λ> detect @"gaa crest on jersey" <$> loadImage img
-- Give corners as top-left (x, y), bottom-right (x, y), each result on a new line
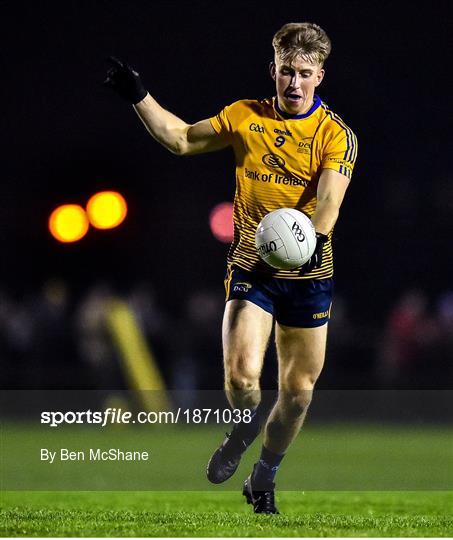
top-left (249, 123), bottom-right (265, 133)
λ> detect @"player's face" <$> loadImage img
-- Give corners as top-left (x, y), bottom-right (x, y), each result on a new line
top-left (271, 57), bottom-right (324, 115)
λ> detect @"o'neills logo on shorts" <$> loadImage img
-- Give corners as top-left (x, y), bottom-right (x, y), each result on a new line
top-left (313, 310), bottom-right (329, 319)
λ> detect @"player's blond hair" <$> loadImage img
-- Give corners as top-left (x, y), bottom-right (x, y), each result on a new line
top-left (272, 22), bottom-right (331, 67)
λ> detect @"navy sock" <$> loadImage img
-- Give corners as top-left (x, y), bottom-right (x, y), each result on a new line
top-left (252, 446), bottom-right (285, 489)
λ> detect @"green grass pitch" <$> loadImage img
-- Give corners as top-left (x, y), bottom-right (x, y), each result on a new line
top-left (2, 491), bottom-right (452, 537)
top-left (1, 423), bottom-right (452, 536)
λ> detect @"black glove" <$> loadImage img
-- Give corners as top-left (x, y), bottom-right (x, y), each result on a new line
top-left (299, 232), bottom-right (328, 275)
top-left (103, 56), bottom-right (147, 105)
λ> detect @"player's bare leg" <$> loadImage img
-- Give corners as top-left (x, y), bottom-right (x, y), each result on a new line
top-left (243, 323), bottom-right (327, 513)
top-left (222, 300), bottom-right (273, 410)
top-left (207, 300), bottom-right (273, 484)
top-left (264, 323), bottom-right (327, 453)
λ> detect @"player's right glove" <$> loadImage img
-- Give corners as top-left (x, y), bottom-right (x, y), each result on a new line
top-left (103, 56), bottom-right (148, 104)
top-left (299, 232), bottom-right (328, 275)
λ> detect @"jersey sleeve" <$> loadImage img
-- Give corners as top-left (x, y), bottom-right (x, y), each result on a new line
top-left (321, 122), bottom-right (358, 179)
top-left (210, 104), bottom-right (233, 136)
top-left (209, 100), bottom-right (249, 143)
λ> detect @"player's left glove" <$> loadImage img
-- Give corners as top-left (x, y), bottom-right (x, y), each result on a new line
top-left (299, 232), bottom-right (328, 275)
top-left (103, 56), bottom-right (148, 104)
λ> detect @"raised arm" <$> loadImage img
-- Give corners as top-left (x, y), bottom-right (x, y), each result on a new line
top-left (104, 57), bottom-right (229, 156)
top-left (134, 95), bottom-right (228, 155)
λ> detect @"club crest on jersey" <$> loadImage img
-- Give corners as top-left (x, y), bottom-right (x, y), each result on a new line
top-left (297, 137), bottom-right (313, 154)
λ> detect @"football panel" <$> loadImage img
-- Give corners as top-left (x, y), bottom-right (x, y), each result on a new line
top-left (263, 224), bottom-right (302, 270)
top-left (256, 225), bottom-right (290, 269)
top-left (281, 210), bottom-right (316, 262)
top-left (255, 208), bottom-right (317, 269)
top-left (276, 214), bottom-right (304, 262)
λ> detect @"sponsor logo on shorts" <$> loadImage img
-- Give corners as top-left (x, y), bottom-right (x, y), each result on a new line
top-left (233, 281), bottom-right (253, 293)
top-left (262, 154), bottom-right (286, 168)
top-left (313, 310), bottom-right (329, 320)
top-left (249, 123), bottom-right (265, 133)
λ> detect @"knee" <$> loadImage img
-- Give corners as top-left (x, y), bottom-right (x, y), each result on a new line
top-left (283, 391), bottom-right (313, 417)
top-left (226, 372), bottom-right (260, 393)
top-left (282, 368), bottom-right (318, 394)
top-left (225, 359), bottom-right (260, 393)
top-left (280, 375), bottom-right (317, 417)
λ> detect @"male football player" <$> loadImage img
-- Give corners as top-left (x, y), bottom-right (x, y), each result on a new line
top-left (105, 22), bottom-right (357, 514)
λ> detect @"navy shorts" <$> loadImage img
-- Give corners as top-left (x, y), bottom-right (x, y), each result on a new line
top-left (224, 265), bottom-right (333, 328)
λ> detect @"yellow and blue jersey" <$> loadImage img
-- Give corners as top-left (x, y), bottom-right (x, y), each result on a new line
top-left (210, 95), bottom-right (358, 279)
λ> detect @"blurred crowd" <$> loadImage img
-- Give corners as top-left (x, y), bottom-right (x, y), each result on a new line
top-left (0, 279), bottom-right (452, 390)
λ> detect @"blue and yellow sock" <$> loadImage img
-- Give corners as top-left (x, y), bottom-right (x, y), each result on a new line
top-left (252, 445), bottom-right (285, 489)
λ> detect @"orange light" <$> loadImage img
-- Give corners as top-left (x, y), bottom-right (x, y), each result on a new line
top-left (209, 202), bottom-right (234, 243)
top-left (86, 191), bottom-right (128, 230)
top-left (48, 204), bottom-right (89, 243)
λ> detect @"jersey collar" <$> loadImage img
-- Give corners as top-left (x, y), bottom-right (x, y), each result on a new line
top-left (274, 94), bottom-right (322, 119)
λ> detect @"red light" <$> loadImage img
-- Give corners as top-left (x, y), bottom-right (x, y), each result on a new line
top-left (209, 202), bottom-right (234, 243)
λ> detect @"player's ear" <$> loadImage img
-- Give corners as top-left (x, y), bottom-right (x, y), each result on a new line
top-left (269, 61), bottom-right (276, 81)
top-left (315, 68), bottom-right (325, 87)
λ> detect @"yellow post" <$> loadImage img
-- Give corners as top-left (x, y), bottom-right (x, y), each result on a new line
top-left (105, 298), bottom-right (171, 412)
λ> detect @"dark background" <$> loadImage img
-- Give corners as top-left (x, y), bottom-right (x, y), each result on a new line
top-left (1, 0), bottom-right (452, 390)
